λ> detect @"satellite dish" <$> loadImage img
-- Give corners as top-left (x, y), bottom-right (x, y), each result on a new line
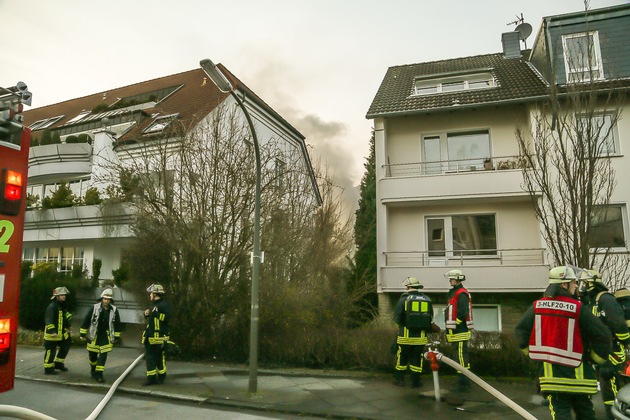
top-left (515, 22), bottom-right (532, 41)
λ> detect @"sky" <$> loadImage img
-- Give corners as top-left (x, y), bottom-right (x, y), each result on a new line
top-left (0, 0), bottom-right (625, 214)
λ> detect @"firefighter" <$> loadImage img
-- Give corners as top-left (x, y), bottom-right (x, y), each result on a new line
top-left (79, 288), bottom-right (122, 383)
top-left (515, 266), bottom-right (613, 420)
top-left (142, 283), bottom-right (172, 386)
top-left (444, 269), bottom-right (473, 393)
top-left (43, 286), bottom-right (73, 374)
top-left (578, 269), bottom-right (630, 419)
top-left (393, 276), bottom-right (433, 388)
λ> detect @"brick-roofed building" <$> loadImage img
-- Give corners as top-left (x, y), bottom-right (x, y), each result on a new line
top-left (366, 3), bottom-right (630, 333)
top-left (20, 64), bottom-right (321, 322)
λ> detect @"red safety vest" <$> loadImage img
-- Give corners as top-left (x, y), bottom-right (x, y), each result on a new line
top-left (446, 287), bottom-right (474, 330)
top-left (529, 296), bottom-right (583, 367)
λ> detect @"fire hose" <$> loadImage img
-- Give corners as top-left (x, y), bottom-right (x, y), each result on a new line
top-left (0, 353), bottom-right (145, 420)
top-left (425, 343), bottom-right (537, 420)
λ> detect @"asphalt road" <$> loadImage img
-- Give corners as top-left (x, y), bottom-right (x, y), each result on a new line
top-left (0, 379), bottom-right (313, 420)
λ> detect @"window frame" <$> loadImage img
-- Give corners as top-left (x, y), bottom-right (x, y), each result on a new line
top-left (562, 31), bottom-right (604, 83)
top-left (421, 129), bottom-right (491, 174)
top-left (413, 72), bottom-right (496, 96)
top-left (577, 112), bottom-right (619, 156)
top-left (143, 113), bottom-right (178, 134)
top-left (589, 204), bottom-right (627, 251)
top-left (29, 115), bottom-right (64, 131)
top-left (426, 213), bottom-right (498, 258)
top-left (432, 304), bottom-right (502, 332)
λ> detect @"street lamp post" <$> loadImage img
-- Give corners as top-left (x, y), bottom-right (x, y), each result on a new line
top-left (200, 59), bottom-right (262, 395)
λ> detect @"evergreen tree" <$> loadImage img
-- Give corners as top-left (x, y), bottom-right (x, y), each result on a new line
top-left (349, 131), bottom-right (378, 324)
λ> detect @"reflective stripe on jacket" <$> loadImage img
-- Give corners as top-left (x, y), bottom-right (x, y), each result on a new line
top-left (529, 296), bottom-right (583, 367)
top-left (445, 286), bottom-right (473, 342)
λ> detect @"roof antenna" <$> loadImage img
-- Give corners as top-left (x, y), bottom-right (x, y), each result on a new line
top-left (507, 13), bottom-right (533, 49)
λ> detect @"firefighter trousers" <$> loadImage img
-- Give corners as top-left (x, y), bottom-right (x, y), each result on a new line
top-left (144, 342), bottom-right (166, 379)
top-left (43, 337), bottom-right (71, 371)
top-left (546, 392), bottom-right (596, 420)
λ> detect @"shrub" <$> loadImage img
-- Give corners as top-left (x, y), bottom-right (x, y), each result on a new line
top-left (18, 262), bottom-right (78, 331)
top-left (92, 259), bottom-right (102, 287)
top-left (77, 133), bottom-right (92, 144)
top-left (83, 187), bottom-right (102, 205)
top-left (112, 263), bottom-right (129, 286)
top-left (39, 130), bottom-right (52, 145)
top-left (41, 182), bottom-right (77, 209)
top-left (65, 135), bottom-right (78, 144)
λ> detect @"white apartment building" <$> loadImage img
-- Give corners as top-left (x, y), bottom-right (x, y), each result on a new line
top-left (367, 4), bottom-right (630, 332)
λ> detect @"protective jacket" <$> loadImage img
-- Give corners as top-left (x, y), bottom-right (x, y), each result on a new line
top-left (44, 299), bottom-right (72, 342)
top-left (394, 290), bottom-right (432, 345)
top-left (515, 288), bottom-right (612, 394)
top-left (591, 291), bottom-right (630, 365)
top-left (80, 302), bottom-right (122, 353)
top-left (445, 284), bottom-right (473, 342)
top-left (142, 298), bottom-right (171, 345)
top-left (528, 295), bottom-right (583, 367)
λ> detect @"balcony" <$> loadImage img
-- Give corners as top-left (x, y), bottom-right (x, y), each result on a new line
top-left (23, 204), bottom-right (134, 242)
top-left (28, 143), bottom-right (93, 181)
top-left (380, 248), bottom-right (549, 293)
top-left (380, 155), bottom-right (535, 205)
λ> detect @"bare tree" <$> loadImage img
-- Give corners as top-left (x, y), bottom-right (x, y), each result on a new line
top-left (99, 102), bottom-right (360, 359)
top-left (516, 14), bottom-right (628, 288)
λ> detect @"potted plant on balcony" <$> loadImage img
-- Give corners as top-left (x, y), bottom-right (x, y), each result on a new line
top-left (483, 158), bottom-right (493, 170)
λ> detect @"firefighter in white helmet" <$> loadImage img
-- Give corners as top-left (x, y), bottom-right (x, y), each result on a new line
top-left (79, 288), bottom-right (122, 383)
top-left (444, 269), bottom-right (473, 393)
top-left (142, 283), bottom-right (172, 386)
top-left (43, 287), bottom-right (73, 374)
top-left (393, 277), bottom-right (433, 388)
top-left (515, 265), bottom-right (612, 419)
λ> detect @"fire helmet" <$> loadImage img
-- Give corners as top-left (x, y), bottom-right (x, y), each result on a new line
top-left (100, 288), bottom-right (114, 300)
top-left (548, 266), bottom-right (578, 284)
top-left (51, 286), bottom-right (69, 300)
top-left (146, 283), bottom-right (165, 295)
top-left (444, 269), bottom-right (466, 281)
top-left (402, 277), bottom-right (423, 289)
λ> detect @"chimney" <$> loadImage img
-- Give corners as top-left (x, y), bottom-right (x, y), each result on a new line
top-left (502, 31), bottom-right (521, 58)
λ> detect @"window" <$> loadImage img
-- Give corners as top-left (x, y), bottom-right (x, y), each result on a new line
top-left (432, 304), bottom-right (501, 332)
top-left (578, 113), bottom-right (618, 155)
top-left (64, 110), bottom-right (91, 125)
top-left (422, 130), bottom-right (491, 173)
top-left (36, 178), bottom-right (91, 203)
top-left (590, 205), bottom-right (626, 249)
top-left (23, 246), bottom-right (84, 273)
top-left (427, 214), bottom-right (497, 257)
top-left (29, 115), bottom-right (64, 131)
top-left (414, 72), bottom-right (496, 96)
top-left (562, 32), bottom-right (604, 82)
top-left (143, 114), bottom-right (178, 134)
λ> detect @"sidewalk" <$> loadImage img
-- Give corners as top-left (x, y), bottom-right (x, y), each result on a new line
top-left (13, 344), bottom-right (602, 419)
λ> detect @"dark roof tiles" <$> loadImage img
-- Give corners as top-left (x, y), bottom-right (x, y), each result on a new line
top-left (366, 52), bottom-right (549, 118)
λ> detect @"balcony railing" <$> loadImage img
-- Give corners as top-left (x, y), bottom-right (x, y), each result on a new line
top-left (384, 248), bottom-right (547, 267)
top-left (384, 155), bottom-right (531, 177)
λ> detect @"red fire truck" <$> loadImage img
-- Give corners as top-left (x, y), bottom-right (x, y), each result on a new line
top-left (0, 82), bottom-right (32, 393)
